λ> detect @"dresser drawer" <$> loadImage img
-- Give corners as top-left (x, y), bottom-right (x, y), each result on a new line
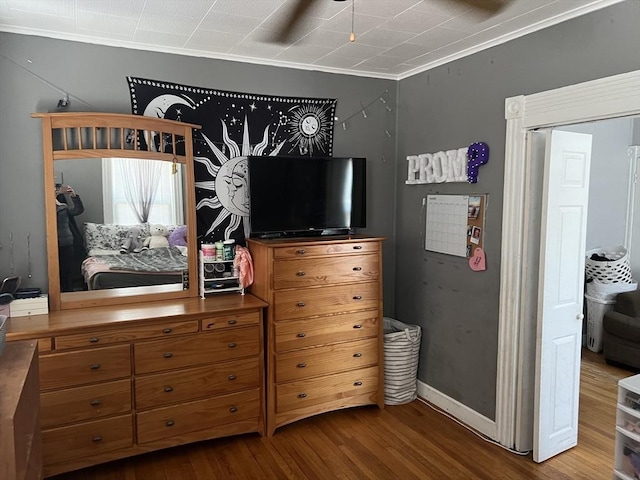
top-left (273, 254), bottom-right (379, 289)
top-left (134, 326), bottom-right (260, 374)
top-left (276, 338), bottom-right (379, 383)
top-left (136, 389), bottom-right (260, 444)
top-left (41, 379), bottom-right (131, 428)
top-left (39, 344), bottom-right (132, 390)
top-left (275, 310), bottom-right (379, 352)
top-left (200, 310), bottom-right (260, 332)
top-left (135, 357), bottom-right (260, 409)
top-left (42, 414), bottom-right (133, 465)
top-left (54, 320), bottom-right (199, 350)
top-left (274, 282), bottom-right (379, 321)
top-left (276, 365), bottom-right (379, 413)
top-left (273, 241), bottom-right (379, 259)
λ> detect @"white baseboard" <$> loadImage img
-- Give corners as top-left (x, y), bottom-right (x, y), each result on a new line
top-left (417, 380), bottom-right (497, 441)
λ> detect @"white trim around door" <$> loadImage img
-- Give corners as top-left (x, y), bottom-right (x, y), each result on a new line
top-left (496, 70), bottom-right (640, 450)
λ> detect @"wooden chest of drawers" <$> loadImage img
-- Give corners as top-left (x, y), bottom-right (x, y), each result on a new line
top-left (248, 235), bottom-right (384, 435)
top-left (6, 294), bottom-right (266, 477)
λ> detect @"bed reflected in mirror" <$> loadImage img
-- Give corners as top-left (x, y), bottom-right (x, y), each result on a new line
top-left (54, 158), bottom-right (188, 293)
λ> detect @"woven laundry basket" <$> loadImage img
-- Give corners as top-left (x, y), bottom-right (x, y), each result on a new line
top-left (585, 246), bottom-right (633, 284)
top-left (383, 317), bottom-right (421, 405)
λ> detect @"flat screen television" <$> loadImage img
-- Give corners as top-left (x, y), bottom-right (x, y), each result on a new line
top-left (247, 156), bottom-right (366, 238)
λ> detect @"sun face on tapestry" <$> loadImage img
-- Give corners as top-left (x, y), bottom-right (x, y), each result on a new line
top-left (128, 77), bottom-right (337, 245)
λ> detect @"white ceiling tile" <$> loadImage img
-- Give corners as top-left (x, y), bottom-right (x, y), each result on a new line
top-left (140, 0), bottom-right (213, 18)
top-left (185, 28), bottom-right (244, 52)
top-left (211, 0), bottom-right (284, 19)
top-left (355, 27), bottom-right (416, 48)
top-left (0, 0), bottom-right (622, 79)
top-left (275, 44), bottom-right (334, 63)
top-left (382, 42), bottom-right (432, 61)
top-left (133, 29), bottom-right (189, 48)
top-left (355, 54), bottom-right (406, 70)
top-left (383, 8), bottom-right (450, 34)
top-left (6, 0), bottom-right (74, 17)
top-left (408, 26), bottom-right (469, 50)
top-left (199, 12), bottom-right (263, 35)
top-left (137, 12), bottom-right (199, 35)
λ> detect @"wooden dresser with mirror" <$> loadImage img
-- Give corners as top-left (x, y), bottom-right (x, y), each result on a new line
top-left (5, 112), bottom-right (267, 478)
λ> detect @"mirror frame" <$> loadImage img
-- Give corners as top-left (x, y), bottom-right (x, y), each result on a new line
top-left (32, 112), bottom-right (201, 311)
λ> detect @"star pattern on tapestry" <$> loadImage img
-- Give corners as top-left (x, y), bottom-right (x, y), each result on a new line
top-left (127, 77), bottom-right (337, 245)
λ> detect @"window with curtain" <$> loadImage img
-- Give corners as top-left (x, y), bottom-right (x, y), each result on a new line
top-left (102, 158), bottom-right (184, 226)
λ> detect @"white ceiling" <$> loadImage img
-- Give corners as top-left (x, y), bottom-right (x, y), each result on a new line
top-left (0, 0), bottom-right (624, 80)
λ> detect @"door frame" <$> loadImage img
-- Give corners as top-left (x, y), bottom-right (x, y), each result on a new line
top-left (496, 70), bottom-right (640, 449)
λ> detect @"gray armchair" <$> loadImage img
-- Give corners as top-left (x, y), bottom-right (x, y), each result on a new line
top-left (603, 289), bottom-right (640, 370)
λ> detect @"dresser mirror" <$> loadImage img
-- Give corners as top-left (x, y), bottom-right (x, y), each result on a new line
top-left (34, 112), bottom-right (200, 311)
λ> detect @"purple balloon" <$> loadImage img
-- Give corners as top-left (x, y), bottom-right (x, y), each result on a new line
top-left (467, 142), bottom-right (489, 183)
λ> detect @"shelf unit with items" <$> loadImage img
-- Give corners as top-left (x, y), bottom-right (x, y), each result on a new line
top-left (199, 251), bottom-right (244, 297)
top-left (615, 374), bottom-right (640, 480)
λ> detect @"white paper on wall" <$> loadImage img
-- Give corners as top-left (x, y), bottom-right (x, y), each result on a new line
top-left (425, 195), bottom-right (469, 257)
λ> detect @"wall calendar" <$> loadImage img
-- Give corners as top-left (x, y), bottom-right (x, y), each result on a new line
top-left (425, 194), bottom-right (486, 257)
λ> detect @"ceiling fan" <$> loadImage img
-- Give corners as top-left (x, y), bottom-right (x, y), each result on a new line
top-left (270, 0), bottom-right (511, 44)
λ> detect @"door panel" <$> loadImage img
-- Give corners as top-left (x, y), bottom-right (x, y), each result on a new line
top-left (534, 129), bottom-right (592, 462)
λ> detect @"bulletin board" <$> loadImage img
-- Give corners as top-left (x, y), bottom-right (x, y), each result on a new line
top-left (425, 194), bottom-right (486, 257)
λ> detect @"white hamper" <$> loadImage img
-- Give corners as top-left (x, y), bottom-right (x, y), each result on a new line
top-left (383, 317), bottom-right (421, 405)
top-left (584, 294), bottom-right (616, 353)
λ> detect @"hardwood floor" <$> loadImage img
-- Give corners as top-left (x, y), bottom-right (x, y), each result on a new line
top-left (50, 349), bottom-right (635, 480)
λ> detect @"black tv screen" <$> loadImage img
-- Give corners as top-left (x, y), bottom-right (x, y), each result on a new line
top-left (247, 156), bottom-right (366, 237)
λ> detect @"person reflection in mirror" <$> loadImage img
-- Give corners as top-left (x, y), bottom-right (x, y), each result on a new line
top-left (55, 184), bottom-right (84, 291)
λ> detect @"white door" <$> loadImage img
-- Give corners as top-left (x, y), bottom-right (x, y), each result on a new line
top-left (533, 130), bottom-right (593, 462)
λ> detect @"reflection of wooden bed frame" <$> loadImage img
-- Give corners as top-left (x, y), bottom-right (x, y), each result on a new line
top-left (81, 248), bottom-right (187, 290)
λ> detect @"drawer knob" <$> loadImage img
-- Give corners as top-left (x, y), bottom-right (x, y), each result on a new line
top-left (162, 328), bottom-right (172, 334)
top-left (295, 249), bottom-right (307, 255)
top-left (353, 324), bottom-right (362, 329)
top-left (163, 352), bottom-right (173, 359)
top-left (89, 337), bottom-right (99, 343)
top-left (228, 374), bottom-right (237, 381)
top-left (353, 267), bottom-right (362, 271)
top-left (207, 322), bottom-right (215, 328)
top-left (296, 302), bottom-right (306, 308)
top-left (166, 420), bottom-right (175, 427)
top-left (90, 363), bottom-right (101, 370)
top-left (92, 436), bottom-right (103, 443)
top-left (353, 352), bottom-right (363, 358)
top-left (296, 332), bottom-right (306, 338)
top-left (353, 295), bottom-right (362, 300)
top-left (297, 393), bottom-right (308, 399)
top-left (297, 362), bottom-right (307, 368)
top-left (164, 386), bottom-right (174, 393)
top-left (228, 342), bottom-right (237, 348)
top-left (354, 381), bottom-right (363, 386)
top-left (229, 406), bottom-right (238, 413)
top-left (296, 271), bottom-right (306, 276)
top-left (228, 319), bottom-right (237, 325)
top-left (353, 245), bottom-right (363, 250)
top-left (90, 399), bottom-right (101, 406)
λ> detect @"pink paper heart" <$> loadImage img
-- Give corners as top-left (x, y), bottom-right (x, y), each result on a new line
top-left (469, 247), bottom-right (486, 271)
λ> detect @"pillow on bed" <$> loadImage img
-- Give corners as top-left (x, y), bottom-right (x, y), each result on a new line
top-left (168, 225), bottom-right (187, 247)
top-left (84, 222), bottom-right (151, 255)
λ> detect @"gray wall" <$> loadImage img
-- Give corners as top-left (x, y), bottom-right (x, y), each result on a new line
top-left (395, 0), bottom-right (640, 419)
top-left (0, 33), bottom-right (397, 310)
top-left (558, 117), bottom-right (635, 251)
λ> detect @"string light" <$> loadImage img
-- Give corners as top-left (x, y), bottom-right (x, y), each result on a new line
top-left (335, 89), bottom-right (391, 126)
top-left (342, 122), bottom-right (347, 131)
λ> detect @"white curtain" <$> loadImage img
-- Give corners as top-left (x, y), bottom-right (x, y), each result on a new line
top-left (118, 158), bottom-right (162, 224)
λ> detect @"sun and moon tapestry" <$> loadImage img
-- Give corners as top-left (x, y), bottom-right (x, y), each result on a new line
top-left (127, 77), bottom-right (337, 245)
